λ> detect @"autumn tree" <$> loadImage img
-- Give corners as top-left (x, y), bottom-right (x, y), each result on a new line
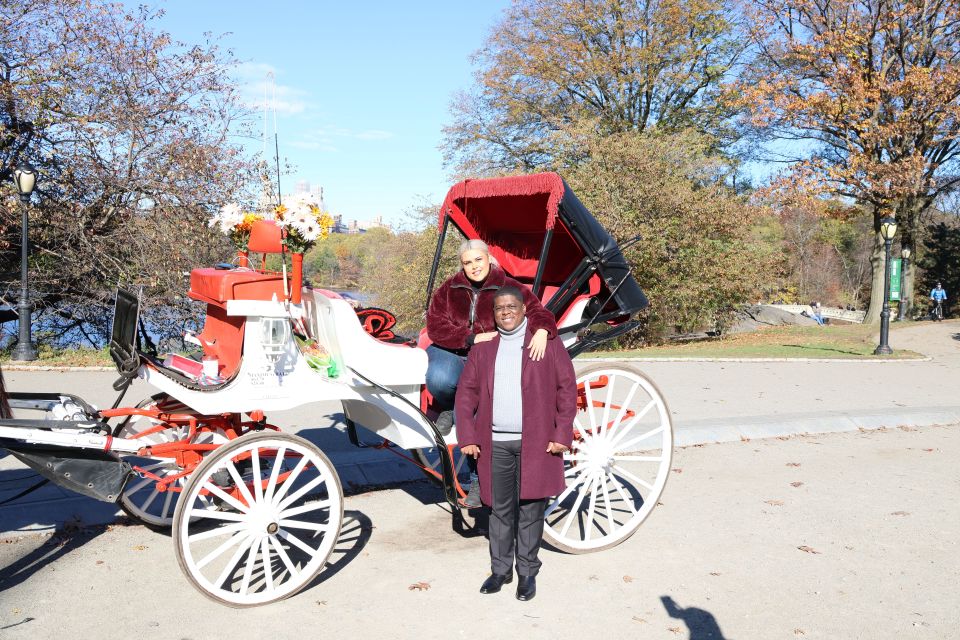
top-left (737, 0), bottom-right (960, 322)
top-left (443, 0), bottom-right (745, 174)
top-left (0, 0), bottom-right (255, 346)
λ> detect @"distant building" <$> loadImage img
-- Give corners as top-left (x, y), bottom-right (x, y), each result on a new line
top-left (285, 180), bottom-right (392, 234)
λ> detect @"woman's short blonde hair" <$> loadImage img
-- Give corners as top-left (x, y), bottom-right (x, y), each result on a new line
top-left (458, 238), bottom-right (490, 257)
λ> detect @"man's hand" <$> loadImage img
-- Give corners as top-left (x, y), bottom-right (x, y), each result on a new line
top-left (461, 444), bottom-right (481, 459)
top-left (546, 441), bottom-right (569, 455)
top-left (528, 328), bottom-right (549, 361)
top-left (474, 331), bottom-right (498, 344)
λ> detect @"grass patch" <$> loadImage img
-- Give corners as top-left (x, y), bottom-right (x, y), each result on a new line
top-left (586, 322), bottom-right (924, 359)
top-left (0, 345), bottom-right (113, 367)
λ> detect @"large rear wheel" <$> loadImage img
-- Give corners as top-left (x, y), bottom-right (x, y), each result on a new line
top-left (542, 365), bottom-right (673, 553)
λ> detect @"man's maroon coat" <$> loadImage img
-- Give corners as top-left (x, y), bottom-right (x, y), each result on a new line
top-left (426, 265), bottom-right (557, 353)
top-left (455, 325), bottom-right (576, 504)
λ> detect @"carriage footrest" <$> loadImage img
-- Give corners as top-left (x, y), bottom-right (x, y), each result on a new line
top-left (6, 445), bottom-right (133, 503)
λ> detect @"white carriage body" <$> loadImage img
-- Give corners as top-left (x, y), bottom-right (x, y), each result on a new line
top-left (140, 289), bottom-right (445, 451)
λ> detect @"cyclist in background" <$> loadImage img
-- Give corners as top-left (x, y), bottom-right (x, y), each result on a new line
top-left (930, 282), bottom-right (947, 321)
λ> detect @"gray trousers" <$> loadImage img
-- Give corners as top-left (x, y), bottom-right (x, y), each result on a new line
top-left (489, 439), bottom-right (546, 577)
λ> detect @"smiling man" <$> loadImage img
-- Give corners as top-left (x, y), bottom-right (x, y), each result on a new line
top-left (455, 285), bottom-right (576, 602)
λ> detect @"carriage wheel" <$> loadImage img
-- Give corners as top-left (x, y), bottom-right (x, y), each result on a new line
top-left (542, 365), bottom-right (673, 553)
top-left (115, 395), bottom-right (222, 529)
top-left (173, 432), bottom-right (343, 607)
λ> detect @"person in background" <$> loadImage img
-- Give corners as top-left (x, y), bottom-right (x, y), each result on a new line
top-left (810, 301), bottom-right (825, 326)
top-left (425, 240), bottom-right (558, 508)
top-left (456, 286), bottom-right (575, 601)
top-left (930, 282), bottom-right (947, 320)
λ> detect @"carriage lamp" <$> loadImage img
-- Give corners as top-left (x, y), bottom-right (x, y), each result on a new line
top-left (11, 161), bottom-right (38, 361)
top-left (898, 247), bottom-right (911, 321)
top-left (874, 216), bottom-right (898, 355)
top-left (261, 317), bottom-right (290, 362)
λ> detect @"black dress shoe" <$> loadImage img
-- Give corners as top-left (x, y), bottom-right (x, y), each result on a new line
top-left (516, 575), bottom-right (536, 601)
top-left (479, 572), bottom-right (513, 594)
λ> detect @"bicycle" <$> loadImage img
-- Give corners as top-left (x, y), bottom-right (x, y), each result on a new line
top-left (932, 299), bottom-right (944, 321)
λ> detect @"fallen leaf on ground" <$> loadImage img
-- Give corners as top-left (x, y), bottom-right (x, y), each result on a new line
top-left (786, 462), bottom-right (801, 467)
top-left (95, 560), bottom-right (104, 565)
top-left (797, 545), bottom-right (821, 554)
top-left (710, 572), bottom-right (721, 576)
top-left (623, 575), bottom-right (633, 583)
top-left (922, 448), bottom-right (934, 452)
top-left (668, 627), bottom-right (682, 634)
top-left (132, 545), bottom-right (147, 551)
top-left (790, 482), bottom-right (804, 488)
top-left (740, 435), bottom-right (751, 442)
top-left (890, 511), bottom-right (910, 516)
top-left (764, 499), bottom-right (785, 506)
top-left (631, 616), bottom-right (647, 623)
top-left (408, 581), bottom-right (431, 591)
top-left (794, 629), bottom-right (806, 636)
top-left (671, 468), bottom-right (683, 474)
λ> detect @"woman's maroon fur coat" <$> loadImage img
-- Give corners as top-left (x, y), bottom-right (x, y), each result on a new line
top-left (426, 264), bottom-right (557, 353)
top-left (455, 325), bottom-right (576, 504)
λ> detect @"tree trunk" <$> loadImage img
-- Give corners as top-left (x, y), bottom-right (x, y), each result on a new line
top-left (862, 229), bottom-right (886, 325)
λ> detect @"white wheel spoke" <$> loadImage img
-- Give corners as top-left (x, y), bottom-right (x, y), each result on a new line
top-left (264, 446), bottom-right (287, 503)
top-left (608, 399), bottom-right (657, 449)
top-left (584, 476), bottom-right (599, 541)
top-left (582, 380), bottom-right (598, 442)
top-left (277, 519), bottom-right (329, 533)
top-left (225, 460), bottom-right (255, 507)
top-left (276, 475), bottom-right (325, 513)
top-left (139, 487), bottom-right (161, 512)
top-left (560, 474), bottom-right (596, 538)
top-left (604, 381), bottom-right (640, 444)
top-left (202, 482), bottom-right (250, 514)
top-left (278, 528), bottom-right (319, 556)
top-left (260, 537), bottom-right (274, 592)
top-left (251, 448), bottom-right (263, 503)
top-left (189, 521), bottom-right (247, 543)
top-left (196, 529), bottom-right (248, 570)
top-left (126, 476), bottom-right (157, 495)
top-left (279, 499), bottom-right (330, 519)
top-left (607, 473), bottom-right (639, 515)
top-left (270, 535), bottom-right (300, 580)
top-left (160, 487), bottom-right (175, 520)
top-left (600, 474), bottom-right (615, 533)
top-left (188, 508), bottom-right (248, 522)
top-left (239, 539), bottom-right (259, 596)
top-left (599, 373), bottom-right (615, 438)
top-left (613, 425), bottom-right (666, 453)
top-left (611, 465), bottom-right (655, 492)
top-left (214, 534), bottom-right (257, 590)
top-left (270, 456), bottom-right (309, 507)
top-left (612, 454), bottom-right (664, 463)
top-left (545, 469), bottom-right (589, 517)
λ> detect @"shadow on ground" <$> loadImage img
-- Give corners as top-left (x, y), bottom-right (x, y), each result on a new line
top-left (661, 595), bottom-right (729, 639)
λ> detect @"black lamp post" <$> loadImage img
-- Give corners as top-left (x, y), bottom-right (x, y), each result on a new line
top-left (897, 246), bottom-right (911, 321)
top-left (874, 217), bottom-right (897, 355)
top-left (11, 162), bottom-right (38, 361)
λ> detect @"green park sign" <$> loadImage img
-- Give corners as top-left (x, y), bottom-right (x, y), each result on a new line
top-left (889, 258), bottom-right (901, 302)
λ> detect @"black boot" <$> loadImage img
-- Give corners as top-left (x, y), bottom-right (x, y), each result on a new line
top-left (479, 572), bottom-right (513, 594)
top-left (516, 575), bottom-right (536, 601)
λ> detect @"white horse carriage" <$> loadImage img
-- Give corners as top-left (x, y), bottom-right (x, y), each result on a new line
top-left (0, 172), bottom-right (673, 607)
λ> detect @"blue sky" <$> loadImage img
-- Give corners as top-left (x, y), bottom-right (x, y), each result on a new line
top-left (137, 1), bottom-right (513, 228)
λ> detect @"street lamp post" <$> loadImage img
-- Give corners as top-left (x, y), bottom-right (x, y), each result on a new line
top-left (11, 162), bottom-right (38, 361)
top-left (897, 247), bottom-right (911, 321)
top-left (874, 217), bottom-right (898, 356)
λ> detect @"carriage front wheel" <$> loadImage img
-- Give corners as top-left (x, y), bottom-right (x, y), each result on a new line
top-left (173, 431), bottom-right (344, 607)
top-left (542, 364), bottom-right (673, 553)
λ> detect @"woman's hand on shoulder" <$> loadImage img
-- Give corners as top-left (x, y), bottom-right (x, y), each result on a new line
top-left (474, 331), bottom-right (498, 344)
top-left (527, 328), bottom-right (549, 360)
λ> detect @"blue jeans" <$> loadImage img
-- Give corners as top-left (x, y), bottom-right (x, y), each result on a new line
top-left (425, 345), bottom-right (478, 485)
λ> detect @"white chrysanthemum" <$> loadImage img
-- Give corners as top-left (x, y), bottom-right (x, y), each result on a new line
top-left (213, 203), bottom-right (244, 233)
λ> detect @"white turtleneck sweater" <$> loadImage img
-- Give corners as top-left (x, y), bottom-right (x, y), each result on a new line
top-left (491, 317), bottom-right (526, 441)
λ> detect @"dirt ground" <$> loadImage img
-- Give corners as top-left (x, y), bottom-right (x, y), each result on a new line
top-left (1, 423), bottom-right (958, 640)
